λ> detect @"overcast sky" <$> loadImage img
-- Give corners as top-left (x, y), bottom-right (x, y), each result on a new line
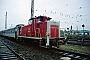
top-left (0, 0), bottom-right (90, 31)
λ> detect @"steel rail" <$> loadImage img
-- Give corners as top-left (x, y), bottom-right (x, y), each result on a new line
top-left (0, 38), bottom-right (26, 60)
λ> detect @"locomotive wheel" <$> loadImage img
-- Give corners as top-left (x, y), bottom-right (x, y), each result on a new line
top-left (58, 42), bottom-right (63, 45)
top-left (56, 40), bottom-right (65, 47)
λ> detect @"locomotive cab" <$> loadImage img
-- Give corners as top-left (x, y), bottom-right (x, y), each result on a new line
top-left (29, 16), bottom-right (52, 24)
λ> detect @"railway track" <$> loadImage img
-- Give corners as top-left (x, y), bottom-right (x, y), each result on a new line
top-left (67, 39), bottom-right (90, 47)
top-left (0, 36), bottom-right (60, 60)
top-left (52, 47), bottom-right (90, 60)
top-left (0, 37), bottom-right (25, 60)
top-left (0, 36), bottom-right (90, 60)
top-left (39, 46), bottom-right (90, 60)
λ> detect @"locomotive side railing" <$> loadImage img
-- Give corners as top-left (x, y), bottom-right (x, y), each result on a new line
top-left (36, 28), bottom-right (41, 37)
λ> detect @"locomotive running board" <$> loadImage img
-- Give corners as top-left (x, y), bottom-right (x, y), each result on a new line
top-left (18, 36), bottom-right (42, 39)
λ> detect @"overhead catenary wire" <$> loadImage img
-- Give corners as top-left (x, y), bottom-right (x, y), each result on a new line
top-left (8, 0), bottom-right (23, 14)
top-left (44, 0), bottom-right (90, 20)
top-left (43, 0), bottom-right (90, 30)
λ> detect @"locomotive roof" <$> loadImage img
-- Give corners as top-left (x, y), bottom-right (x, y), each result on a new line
top-left (29, 16), bottom-right (52, 21)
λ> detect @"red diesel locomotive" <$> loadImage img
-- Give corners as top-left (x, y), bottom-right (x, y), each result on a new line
top-left (0, 16), bottom-right (65, 47)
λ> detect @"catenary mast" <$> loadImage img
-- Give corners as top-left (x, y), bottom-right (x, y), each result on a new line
top-left (5, 12), bottom-right (7, 29)
top-left (31, 0), bottom-right (34, 18)
top-left (28, 0), bottom-right (34, 24)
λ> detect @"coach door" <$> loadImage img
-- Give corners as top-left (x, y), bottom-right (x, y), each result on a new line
top-left (15, 29), bottom-right (17, 39)
top-left (15, 26), bottom-right (21, 39)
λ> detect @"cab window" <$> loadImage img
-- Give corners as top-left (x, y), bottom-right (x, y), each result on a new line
top-left (37, 17), bottom-right (43, 22)
top-left (29, 20), bottom-right (33, 24)
top-left (38, 18), bottom-right (41, 22)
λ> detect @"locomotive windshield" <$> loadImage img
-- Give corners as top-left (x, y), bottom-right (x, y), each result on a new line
top-left (29, 20), bottom-right (33, 24)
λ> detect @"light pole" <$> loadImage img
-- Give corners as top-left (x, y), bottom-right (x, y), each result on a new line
top-left (82, 24), bottom-right (85, 45)
top-left (67, 28), bottom-right (69, 39)
top-left (71, 25), bottom-right (72, 35)
top-left (5, 12), bottom-right (7, 29)
top-left (82, 24), bottom-right (85, 35)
